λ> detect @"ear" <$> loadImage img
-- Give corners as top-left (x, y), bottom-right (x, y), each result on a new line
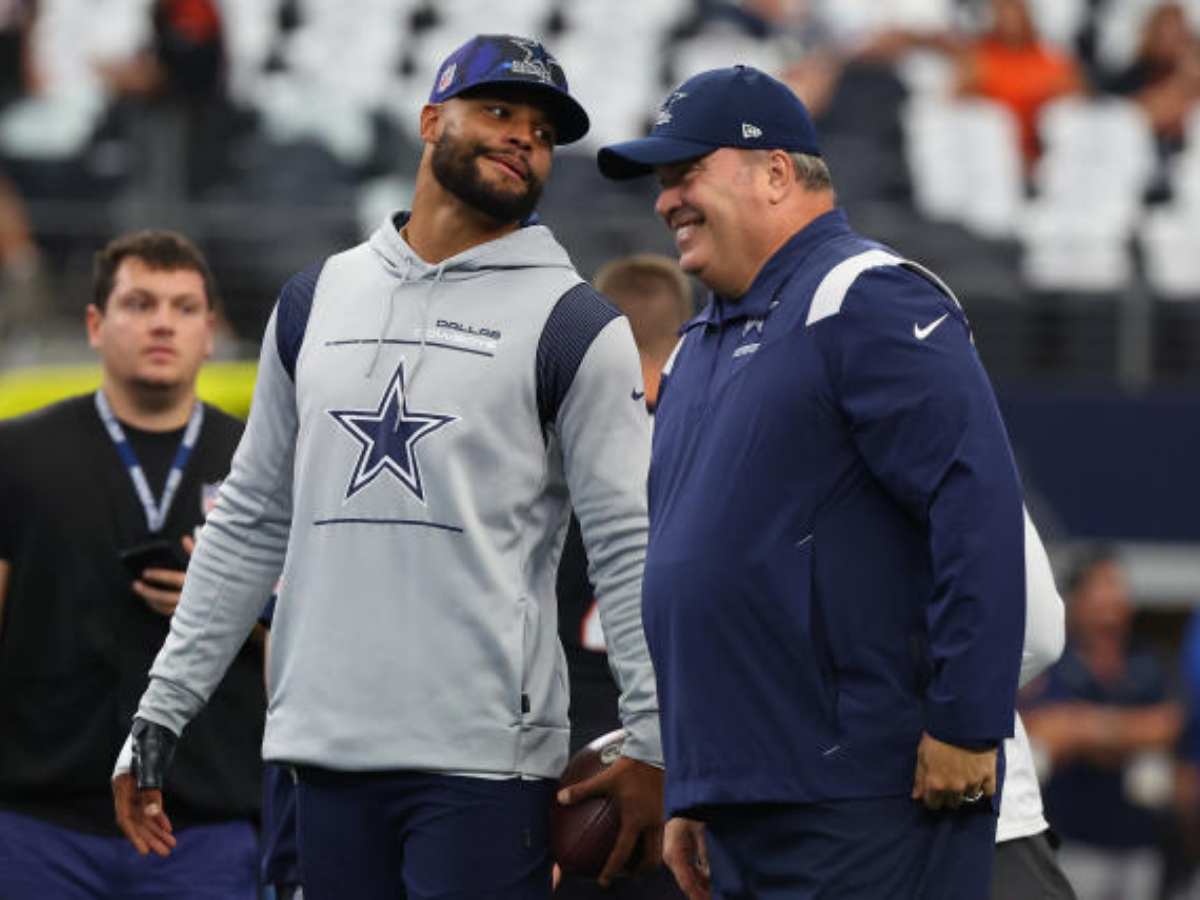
top-left (85, 304), bottom-right (104, 350)
top-left (419, 103), bottom-right (443, 144)
top-left (764, 149), bottom-right (794, 205)
top-left (204, 310), bottom-right (216, 359)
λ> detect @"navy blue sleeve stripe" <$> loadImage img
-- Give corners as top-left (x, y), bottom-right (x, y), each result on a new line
top-left (275, 261), bottom-right (325, 382)
top-left (536, 283), bottom-right (620, 428)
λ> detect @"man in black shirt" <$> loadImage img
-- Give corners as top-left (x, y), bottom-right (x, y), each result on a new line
top-left (0, 230), bottom-right (264, 899)
top-left (556, 254), bottom-right (693, 899)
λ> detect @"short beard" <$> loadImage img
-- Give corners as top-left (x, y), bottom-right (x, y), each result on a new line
top-left (431, 128), bottom-right (543, 224)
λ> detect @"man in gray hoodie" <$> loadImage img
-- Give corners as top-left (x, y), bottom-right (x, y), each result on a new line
top-left (112, 34), bottom-right (664, 899)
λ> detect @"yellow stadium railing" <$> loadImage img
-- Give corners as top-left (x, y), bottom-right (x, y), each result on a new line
top-left (0, 361), bottom-right (258, 420)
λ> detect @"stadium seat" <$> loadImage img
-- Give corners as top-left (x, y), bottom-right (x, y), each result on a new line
top-left (822, 0), bottom-right (955, 42)
top-left (903, 97), bottom-right (1024, 239)
top-left (1016, 98), bottom-right (1155, 292)
top-left (1019, 205), bottom-right (1134, 293)
top-left (670, 33), bottom-right (786, 94)
top-left (894, 49), bottom-right (958, 99)
top-left (1141, 207), bottom-right (1200, 300)
top-left (1024, 0), bottom-right (1088, 51)
top-left (560, 38), bottom-right (660, 149)
top-left (1093, 0), bottom-right (1162, 72)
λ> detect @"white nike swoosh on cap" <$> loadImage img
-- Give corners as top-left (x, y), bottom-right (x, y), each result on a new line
top-left (913, 313), bottom-right (949, 340)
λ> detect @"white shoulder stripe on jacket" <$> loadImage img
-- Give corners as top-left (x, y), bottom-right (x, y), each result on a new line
top-left (661, 335), bottom-right (686, 378)
top-left (805, 249), bottom-right (963, 327)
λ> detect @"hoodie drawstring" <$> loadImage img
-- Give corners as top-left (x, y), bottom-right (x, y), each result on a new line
top-left (394, 261), bottom-right (445, 432)
top-left (366, 262), bottom-right (409, 379)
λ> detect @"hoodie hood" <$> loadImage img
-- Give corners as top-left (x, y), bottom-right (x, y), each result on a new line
top-left (369, 211), bottom-right (577, 282)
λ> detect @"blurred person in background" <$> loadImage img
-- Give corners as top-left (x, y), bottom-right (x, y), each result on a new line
top-left (991, 510), bottom-right (1077, 900)
top-left (94, 0), bottom-right (223, 100)
top-left (0, 168), bottom-right (41, 330)
top-left (662, 0), bottom-right (914, 208)
top-left (0, 229), bottom-right (264, 899)
top-left (95, 0), bottom-right (233, 198)
top-left (0, 0), bottom-right (43, 331)
top-left (593, 253), bottom-right (693, 413)
top-left (1103, 2), bottom-right (1200, 158)
top-left (1169, 611), bottom-right (1200, 899)
top-left (0, 0), bottom-right (30, 100)
top-left (555, 252), bottom-right (693, 900)
top-left (956, 0), bottom-right (1084, 166)
top-left (111, 34), bottom-right (665, 900)
top-left (1023, 548), bottom-right (1183, 900)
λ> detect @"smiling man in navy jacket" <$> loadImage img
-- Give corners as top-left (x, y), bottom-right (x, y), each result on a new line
top-left (598, 66), bottom-right (1026, 899)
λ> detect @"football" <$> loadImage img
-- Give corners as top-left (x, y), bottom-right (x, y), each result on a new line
top-left (550, 728), bottom-right (626, 876)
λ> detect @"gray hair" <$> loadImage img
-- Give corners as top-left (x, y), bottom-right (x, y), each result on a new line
top-left (788, 152), bottom-right (833, 191)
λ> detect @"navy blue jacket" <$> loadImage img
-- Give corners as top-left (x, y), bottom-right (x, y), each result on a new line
top-left (642, 210), bottom-right (1025, 816)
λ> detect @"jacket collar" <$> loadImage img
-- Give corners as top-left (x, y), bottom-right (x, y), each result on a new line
top-left (684, 207), bottom-right (851, 331)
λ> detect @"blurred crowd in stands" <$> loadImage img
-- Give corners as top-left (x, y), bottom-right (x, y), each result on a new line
top-left (0, 0), bottom-right (1199, 378)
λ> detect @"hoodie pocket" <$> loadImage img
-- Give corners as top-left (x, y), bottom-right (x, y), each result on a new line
top-left (516, 596), bottom-right (569, 729)
top-left (515, 595), bottom-right (532, 723)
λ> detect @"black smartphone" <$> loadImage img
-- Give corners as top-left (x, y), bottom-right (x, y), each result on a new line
top-left (119, 539), bottom-right (188, 579)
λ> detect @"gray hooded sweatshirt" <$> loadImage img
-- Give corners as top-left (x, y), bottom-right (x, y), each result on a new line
top-left (126, 214), bottom-right (662, 777)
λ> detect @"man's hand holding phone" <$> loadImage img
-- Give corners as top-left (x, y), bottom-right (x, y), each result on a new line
top-left (119, 535), bottom-right (194, 617)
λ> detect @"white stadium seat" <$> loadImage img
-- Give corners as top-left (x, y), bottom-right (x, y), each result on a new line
top-left (904, 97), bottom-right (1024, 239)
top-left (1015, 98), bottom-right (1157, 291)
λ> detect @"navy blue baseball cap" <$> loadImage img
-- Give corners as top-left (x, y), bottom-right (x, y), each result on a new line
top-left (429, 34), bottom-right (590, 145)
top-left (598, 65), bottom-right (820, 179)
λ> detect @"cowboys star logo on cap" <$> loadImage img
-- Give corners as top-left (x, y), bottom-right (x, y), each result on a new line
top-left (654, 91), bottom-right (688, 126)
top-left (507, 36), bottom-right (555, 84)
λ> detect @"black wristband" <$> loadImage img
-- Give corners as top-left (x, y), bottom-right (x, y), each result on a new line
top-left (131, 718), bottom-right (178, 791)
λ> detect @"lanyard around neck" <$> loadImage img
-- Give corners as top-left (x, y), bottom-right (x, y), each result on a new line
top-left (94, 390), bottom-right (204, 533)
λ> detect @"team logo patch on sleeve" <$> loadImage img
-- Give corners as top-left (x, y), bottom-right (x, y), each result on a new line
top-left (201, 481), bottom-right (223, 517)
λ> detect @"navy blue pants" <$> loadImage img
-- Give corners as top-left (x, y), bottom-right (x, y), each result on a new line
top-left (295, 768), bottom-right (555, 899)
top-left (0, 808), bottom-right (258, 900)
top-left (557, 865), bottom-right (686, 899)
top-left (701, 796), bottom-right (998, 899)
top-left (261, 763), bottom-right (302, 890)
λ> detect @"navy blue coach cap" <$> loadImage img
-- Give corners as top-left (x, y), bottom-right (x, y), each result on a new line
top-left (598, 65), bottom-right (820, 179)
top-left (429, 34), bottom-right (590, 145)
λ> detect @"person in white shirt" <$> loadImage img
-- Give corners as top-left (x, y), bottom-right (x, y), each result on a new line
top-left (992, 510), bottom-right (1077, 899)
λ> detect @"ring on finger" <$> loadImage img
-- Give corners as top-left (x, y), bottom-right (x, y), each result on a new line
top-left (962, 787), bottom-right (985, 803)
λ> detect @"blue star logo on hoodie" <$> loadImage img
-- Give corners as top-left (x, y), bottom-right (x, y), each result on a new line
top-left (329, 362), bottom-right (456, 502)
